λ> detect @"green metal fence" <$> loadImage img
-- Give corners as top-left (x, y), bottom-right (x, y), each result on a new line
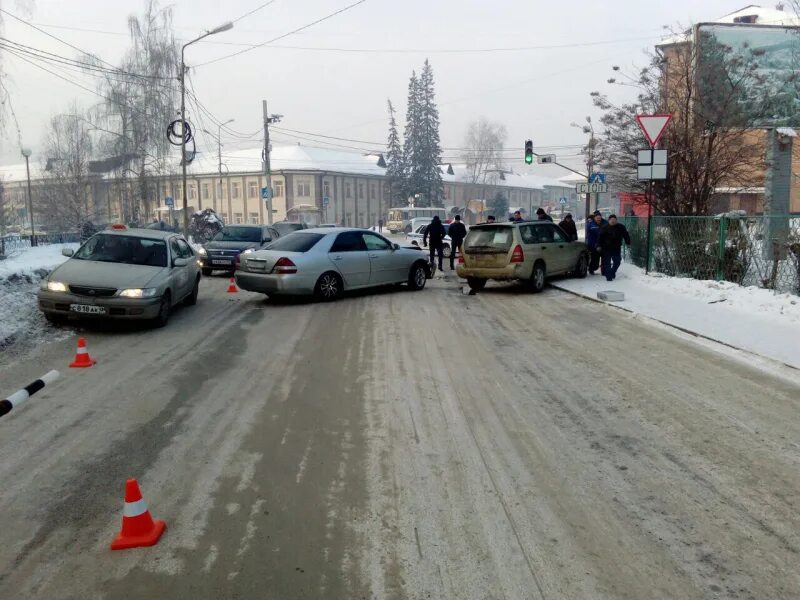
top-left (621, 215), bottom-right (800, 295)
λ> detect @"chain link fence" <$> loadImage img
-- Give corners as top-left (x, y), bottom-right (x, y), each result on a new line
top-left (1, 232), bottom-right (81, 256)
top-left (621, 215), bottom-right (800, 296)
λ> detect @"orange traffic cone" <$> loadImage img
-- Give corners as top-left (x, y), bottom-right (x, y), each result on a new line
top-left (69, 337), bottom-right (96, 368)
top-left (226, 277), bottom-right (238, 293)
top-left (110, 478), bottom-right (167, 550)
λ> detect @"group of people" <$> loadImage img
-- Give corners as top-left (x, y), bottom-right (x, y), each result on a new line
top-left (422, 214), bottom-right (467, 271)
top-left (585, 210), bottom-right (631, 281)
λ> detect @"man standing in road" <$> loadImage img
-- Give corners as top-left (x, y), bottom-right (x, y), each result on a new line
top-left (536, 208), bottom-right (553, 222)
top-left (510, 210), bottom-right (524, 223)
top-left (597, 214), bottom-right (631, 282)
top-left (448, 214), bottom-right (467, 270)
top-left (586, 211), bottom-right (606, 275)
top-left (378, 218), bottom-right (384, 233)
top-left (423, 215), bottom-right (447, 272)
top-left (558, 213), bottom-right (578, 242)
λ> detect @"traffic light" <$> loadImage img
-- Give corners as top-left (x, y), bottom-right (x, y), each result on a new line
top-left (524, 140), bottom-right (533, 165)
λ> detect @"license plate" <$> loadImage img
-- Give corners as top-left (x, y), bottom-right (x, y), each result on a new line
top-left (212, 259), bottom-right (232, 265)
top-left (70, 304), bottom-right (107, 315)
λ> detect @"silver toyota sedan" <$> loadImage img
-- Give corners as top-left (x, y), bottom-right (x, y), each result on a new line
top-left (37, 227), bottom-right (201, 327)
top-left (235, 228), bottom-right (432, 300)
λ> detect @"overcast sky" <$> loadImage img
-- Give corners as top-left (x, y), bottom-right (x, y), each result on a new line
top-left (0, 0), bottom-right (755, 177)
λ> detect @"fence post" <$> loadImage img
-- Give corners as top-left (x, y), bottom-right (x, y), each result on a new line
top-left (716, 217), bottom-right (727, 281)
top-left (646, 216), bottom-right (655, 273)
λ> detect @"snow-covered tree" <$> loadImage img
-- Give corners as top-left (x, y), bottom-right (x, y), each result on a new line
top-left (385, 99), bottom-right (405, 203)
top-left (415, 59), bottom-right (444, 207)
top-left (402, 70), bottom-right (421, 204)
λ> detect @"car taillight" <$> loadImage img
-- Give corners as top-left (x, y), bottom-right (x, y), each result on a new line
top-left (274, 257), bottom-right (297, 274)
top-left (458, 252), bottom-right (464, 264)
top-left (510, 244), bottom-right (524, 263)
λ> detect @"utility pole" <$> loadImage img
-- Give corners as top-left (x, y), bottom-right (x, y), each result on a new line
top-left (204, 119), bottom-right (233, 215)
top-left (263, 101), bottom-right (282, 226)
top-left (21, 148), bottom-right (36, 247)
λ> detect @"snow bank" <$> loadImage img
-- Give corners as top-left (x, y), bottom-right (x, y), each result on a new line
top-left (552, 263), bottom-right (800, 369)
top-left (0, 243), bottom-right (78, 362)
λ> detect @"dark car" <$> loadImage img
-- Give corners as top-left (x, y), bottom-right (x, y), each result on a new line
top-left (198, 224), bottom-right (279, 276)
top-left (273, 222), bottom-right (308, 237)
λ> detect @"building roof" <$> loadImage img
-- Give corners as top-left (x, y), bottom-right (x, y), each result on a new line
top-left (659, 4), bottom-right (800, 45)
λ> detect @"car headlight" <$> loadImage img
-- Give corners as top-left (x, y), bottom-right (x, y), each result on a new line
top-left (241, 248), bottom-right (255, 255)
top-left (119, 288), bottom-right (158, 298)
top-left (45, 281), bottom-right (68, 292)
top-left (197, 247), bottom-right (207, 255)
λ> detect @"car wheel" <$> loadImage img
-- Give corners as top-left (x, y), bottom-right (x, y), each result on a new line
top-left (44, 312), bottom-right (65, 325)
top-left (202, 268), bottom-right (212, 276)
top-left (528, 262), bottom-right (546, 293)
top-left (315, 272), bottom-right (343, 301)
top-left (574, 253), bottom-right (588, 279)
top-left (467, 277), bottom-right (487, 291)
top-left (155, 291), bottom-right (171, 328)
top-left (443, 244), bottom-right (451, 258)
top-left (408, 262), bottom-right (427, 290)
top-left (184, 277), bottom-right (200, 306)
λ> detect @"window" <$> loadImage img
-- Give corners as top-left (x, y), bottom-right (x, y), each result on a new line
top-left (234, 212), bottom-right (243, 224)
top-left (232, 182), bottom-right (240, 199)
top-left (345, 182), bottom-right (352, 199)
top-left (268, 232), bottom-right (324, 252)
top-left (177, 238), bottom-right (194, 258)
top-left (297, 181), bottom-right (310, 197)
top-left (188, 185), bottom-right (196, 200)
top-left (370, 183), bottom-right (376, 199)
top-left (221, 212), bottom-right (228, 222)
top-left (202, 184), bottom-right (210, 200)
top-left (358, 183), bottom-right (364, 199)
top-left (330, 231), bottom-right (366, 252)
top-left (274, 180), bottom-right (284, 197)
top-left (248, 182), bottom-right (258, 199)
top-left (249, 212), bottom-right (259, 224)
top-left (323, 181), bottom-right (331, 198)
top-left (170, 238), bottom-right (182, 261)
top-left (267, 228), bottom-right (279, 240)
top-left (363, 233), bottom-right (391, 251)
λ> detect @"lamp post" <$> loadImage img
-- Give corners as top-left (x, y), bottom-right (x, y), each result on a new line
top-left (21, 148), bottom-right (36, 246)
top-left (180, 21), bottom-right (233, 237)
top-left (571, 116), bottom-right (596, 224)
top-left (203, 118), bottom-right (233, 215)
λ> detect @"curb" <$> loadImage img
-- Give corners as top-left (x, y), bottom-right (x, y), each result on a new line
top-left (550, 283), bottom-right (800, 373)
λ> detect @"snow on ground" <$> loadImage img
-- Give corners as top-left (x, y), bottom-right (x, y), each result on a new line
top-left (552, 263), bottom-right (800, 369)
top-left (0, 243), bottom-right (78, 362)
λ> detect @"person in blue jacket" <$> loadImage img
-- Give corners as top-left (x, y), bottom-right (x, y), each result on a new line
top-left (586, 211), bottom-right (607, 274)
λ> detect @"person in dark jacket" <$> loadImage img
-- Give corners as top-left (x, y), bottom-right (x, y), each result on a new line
top-left (597, 214), bottom-right (631, 281)
top-left (558, 213), bottom-right (578, 242)
top-left (510, 210), bottom-right (525, 223)
top-left (536, 208), bottom-right (553, 222)
top-left (486, 215), bottom-right (496, 223)
top-left (423, 215), bottom-right (447, 271)
top-left (586, 212), bottom-right (606, 274)
top-left (447, 214), bottom-right (467, 270)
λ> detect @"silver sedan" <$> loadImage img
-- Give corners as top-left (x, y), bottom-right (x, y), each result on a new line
top-left (235, 228), bottom-right (432, 300)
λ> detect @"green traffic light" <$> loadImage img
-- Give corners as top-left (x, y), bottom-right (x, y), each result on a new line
top-left (525, 153), bottom-right (533, 164)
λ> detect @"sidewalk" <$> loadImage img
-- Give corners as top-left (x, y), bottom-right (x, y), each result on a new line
top-left (551, 263), bottom-right (800, 370)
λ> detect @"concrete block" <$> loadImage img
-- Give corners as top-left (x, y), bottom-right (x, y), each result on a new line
top-left (598, 290), bottom-right (625, 302)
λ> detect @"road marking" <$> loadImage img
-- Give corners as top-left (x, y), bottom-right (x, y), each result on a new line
top-left (296, 438), bottom-right (314, 484)
top-left (202, 544), bottom-right (218, 573)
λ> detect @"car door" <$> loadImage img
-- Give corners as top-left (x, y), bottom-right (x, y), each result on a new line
top-left (169, 237), bottom-right (191, 299)
top-left (362, 232), bottom-right (401, 285)
top-left (177, 238), bottom-right (199, 289)
top-left (535, 224), bottom-right (571, 274)
top-left (328, 231), bottom-right (370, 288)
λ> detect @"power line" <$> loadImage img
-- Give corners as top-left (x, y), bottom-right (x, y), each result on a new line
top-left (196, 0), bottom-right (370, 67)
top-left (232, 0), bottom-right (278, 24)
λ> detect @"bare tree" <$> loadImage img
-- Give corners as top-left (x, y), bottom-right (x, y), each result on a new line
top-left (0, 1), bottom-right (34, 133)
top-left (461, 117), bottom-right (507, 185)
top-left (591, 29), bottom-right (770, 215)
top-left (37, 107), bottom-right (96, 232)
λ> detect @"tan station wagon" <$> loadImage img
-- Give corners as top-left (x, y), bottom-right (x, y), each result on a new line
top-left (456, 222), bottom-right (589, 292)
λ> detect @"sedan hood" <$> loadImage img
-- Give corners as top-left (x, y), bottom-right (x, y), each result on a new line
top-left (50, 260), bottom-right (161, 288)
top-left (205, 241), bottom-right (258, 252)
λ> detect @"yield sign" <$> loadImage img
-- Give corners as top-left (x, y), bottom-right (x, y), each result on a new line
top-left (635, 114), bottom-right (672, 147)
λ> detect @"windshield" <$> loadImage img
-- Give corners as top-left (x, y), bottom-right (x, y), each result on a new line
top-left (266, 232), bottom-right (324, 252)
top-left (388, 210), bottom-right (406, 221)
top-left (273, 223), bottom-right (305, 236)
top-left (464, 225), bottom-right (513, 251)
top-left (73, 234), bottom-right (167, 267)
top-left (213, 226), bottom-right (261, 242)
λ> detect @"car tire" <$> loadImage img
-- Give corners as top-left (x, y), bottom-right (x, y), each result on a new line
top-left (44, 312), bottom-right (65, 325)
top-left (315, 272), bottom-right (343, 301)
top-left (528, 262), bottom-right (546, 293)
top-left (443, 244), bottom-right (451, 258)
top-left (154, 291), bottom-right (171, 328)
top-left (573, 253), bottom-right (588, 279)
top-left (407, 262), bottom-right (427, 290)
top-left (467, 277), bottom-right (487, 291)
top-left (184, 277), bottom-right (200, 306)
top-left (202, 268), bottom-right (212, 276)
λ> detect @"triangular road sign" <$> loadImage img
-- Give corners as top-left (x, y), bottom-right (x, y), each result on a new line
top-left (635, 114), bottom-right (672, 147)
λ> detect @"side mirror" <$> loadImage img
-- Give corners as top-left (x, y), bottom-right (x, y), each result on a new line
top-left (62, 248), bottom-right (74, 257)
top-left (173, 257), bottom-right (188, 267)
top-left (392, 243), bottom-right (400, 250)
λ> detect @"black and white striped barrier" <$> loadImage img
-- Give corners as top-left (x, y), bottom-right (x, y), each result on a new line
top-left (0, 370), bottom-right (60, 419)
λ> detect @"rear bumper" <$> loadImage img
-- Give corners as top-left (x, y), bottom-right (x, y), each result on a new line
top-left (234, 271), bottom-right (317, 295)
top-left (37, 291), bottom-right (162, 319)
top-left (456, 263), bottom-right (531, 280)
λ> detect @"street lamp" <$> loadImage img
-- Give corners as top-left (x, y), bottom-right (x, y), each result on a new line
top-left (21, 148), bottom-right (36, 246)
top-left (202, 118), bottom-right (234, 214)
top-left (180, 21), bottom-right (234, 237)
top-left (571, 117), bottom-right (596, 222)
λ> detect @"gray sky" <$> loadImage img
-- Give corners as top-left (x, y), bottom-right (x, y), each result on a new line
top-left (0, 0), bottom-right (751, 176)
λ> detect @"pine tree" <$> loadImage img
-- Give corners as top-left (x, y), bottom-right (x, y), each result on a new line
top-left (385, 99), bottom-right (405, 204)
top-left (402, 70), bottom-right (421, 204)
top-left (416, 59), bottom-right (444, 207)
